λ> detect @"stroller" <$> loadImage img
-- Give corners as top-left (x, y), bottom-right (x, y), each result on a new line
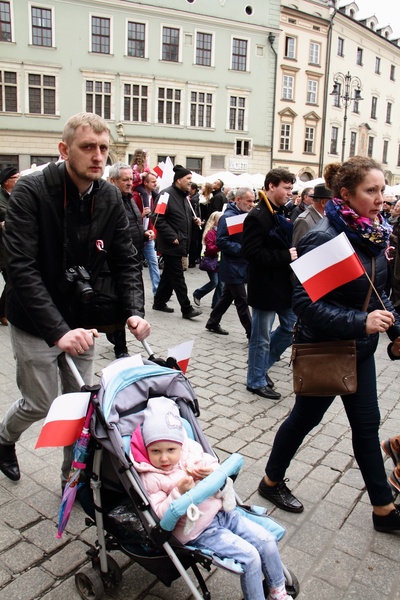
top-left (65, 347), bottom-right (300, 600)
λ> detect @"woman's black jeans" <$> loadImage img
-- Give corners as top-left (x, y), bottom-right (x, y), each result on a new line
top-left (266, 353), bottom-right (394, 507)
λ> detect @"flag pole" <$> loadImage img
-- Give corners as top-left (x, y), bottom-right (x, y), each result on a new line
top-left (363, 270), bottom-right (386, 310)
top-left (187, 198), bottom-right (202, 229)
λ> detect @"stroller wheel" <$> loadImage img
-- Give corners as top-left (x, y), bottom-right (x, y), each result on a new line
top-left (75, 567), bottom-right (104, 600)
top-left (98, 555), bottom-right (123, 589)
top-left (284, 568), bottom-right (300, 598)
top-left (262, 568), bottom-right (300, 599)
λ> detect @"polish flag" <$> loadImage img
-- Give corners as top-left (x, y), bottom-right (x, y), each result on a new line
top-left (35, 391), bottom-right (91, 448)
top-left (153, 164), bottom-right (163, 178)
top-left (154, 192), bottom-right (169, 215)
top-left (290, 232), bottom-right (365, 302)
top-left (168, 340), bottom-right (194, 374)
top-left (226, 213), bottom-right (248, 235)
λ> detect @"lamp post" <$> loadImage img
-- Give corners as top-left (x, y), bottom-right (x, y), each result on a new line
top-left (330, 71), bottom-right (363, 162)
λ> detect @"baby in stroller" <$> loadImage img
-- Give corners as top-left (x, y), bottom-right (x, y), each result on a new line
top-left (130, 395), bottom-right (291, 600)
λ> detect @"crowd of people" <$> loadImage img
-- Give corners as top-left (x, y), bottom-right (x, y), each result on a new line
top-left (1, 113), bottom-right (400, 600)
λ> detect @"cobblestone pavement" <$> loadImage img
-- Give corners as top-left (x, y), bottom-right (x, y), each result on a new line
top-left (0, 266), bottom-right (400, 600)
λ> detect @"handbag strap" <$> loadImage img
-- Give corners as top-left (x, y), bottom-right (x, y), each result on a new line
top-left (362, 257), bottom-right (375, 312)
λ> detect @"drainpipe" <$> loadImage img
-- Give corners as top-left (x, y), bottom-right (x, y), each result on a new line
top-left (268, 32), bottom-right (277, 170)
top-left (319, 1), bottom-right (337, 176)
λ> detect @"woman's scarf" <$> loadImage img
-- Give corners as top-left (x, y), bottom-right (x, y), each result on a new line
top-left (325, 198), bottom-right (392, 256)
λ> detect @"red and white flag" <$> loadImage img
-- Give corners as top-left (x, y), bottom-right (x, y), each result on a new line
top-left (168, 340), bottom-right (194, 374)
top-left (290, 232), bottom-right (365, 302)
top-left (35, 391), bottom-right (91, 449)
top-left (154, 192), bottom-right (169, 215)
top-left (153, 164), bottom-right (163, 178)
top-left (226, 213), bottom-right (248, 235)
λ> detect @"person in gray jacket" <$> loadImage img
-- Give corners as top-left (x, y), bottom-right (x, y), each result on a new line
top-left (292, 183), bottom-right (332, 246)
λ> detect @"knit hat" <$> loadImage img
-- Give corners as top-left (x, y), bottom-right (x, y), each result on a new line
top-left (173, 164), bottom-right (191, 183)
top-left (142, 396), bottom-right (184, 447)
top-left (0, 166), bottom-right (18, 186)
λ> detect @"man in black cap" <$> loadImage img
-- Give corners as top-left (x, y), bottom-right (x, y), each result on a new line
top-left (151, 165), bottom-right (202, 319)
top-left (292, 183), bottom-right (332, 246)
top-left (0, 166), bottom-right (20, 326)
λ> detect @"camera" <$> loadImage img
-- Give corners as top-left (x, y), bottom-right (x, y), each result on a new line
top-left (62, 266), bottom-right (94, 304)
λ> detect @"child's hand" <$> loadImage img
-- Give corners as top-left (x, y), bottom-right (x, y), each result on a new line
top-left (189, 466), bottom-right (213, 480)
top-left (177, 475), bottom-right (195, 494)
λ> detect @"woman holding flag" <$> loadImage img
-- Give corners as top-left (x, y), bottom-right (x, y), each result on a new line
top-left (258, 156), bottom-right (400, 533)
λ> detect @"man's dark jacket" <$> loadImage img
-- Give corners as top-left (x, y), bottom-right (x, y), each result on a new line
top-left (243, 199), bottom-right (293, 311)
top-left (208, 189), bottom-right (225, 215)
top-left (4, 162), bottom-right (144, 346)
top-left (122, 193), bottom-right (145, 256)
top-left (151, 184), bottom-right (192, 257)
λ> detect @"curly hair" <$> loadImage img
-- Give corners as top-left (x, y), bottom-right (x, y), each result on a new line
top-left (324, 156), bottom-right (383, 199)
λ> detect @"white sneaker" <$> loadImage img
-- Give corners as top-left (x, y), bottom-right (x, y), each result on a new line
top-left (193, 294), bottom-right (201, 307)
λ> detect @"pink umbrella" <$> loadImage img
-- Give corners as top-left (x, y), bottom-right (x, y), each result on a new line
top-left (57, 402), bottom-right (95, 538)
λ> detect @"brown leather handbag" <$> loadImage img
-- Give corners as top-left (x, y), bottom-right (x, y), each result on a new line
top-left (291, 259), bottom-right (375, 397)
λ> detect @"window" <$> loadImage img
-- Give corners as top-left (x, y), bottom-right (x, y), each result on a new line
top-left (371, 96), bottom-right (377, 119)
top-left (332, 82), bottom-right (341, 108)
top-left (304, 127), bottom-right (314, 153)
top-left (123, 83), bottom-right (147, 122)
top-left (157, 155), bottom-right (175, 165)
top-left (0, 154), bottom-right (18, 171)
top-left (0, 69), bottom-right (17, 112)
top-left (280, 124), bottom-right (291, 151)
top-left (282, 75), bottom-right (294, 100)
top-left (127, 22), bottom-right (145, 58)
top-left (390, 65), bottom-right (396, 81)
top-left (31, 6), bottom-right (52, 47)
top-left (91, 16), bottom-right (111, 54)
top-left (375, 57), bottom-right (381, 74)
top-left (190, 91), bottom-right (212, 128)
top-left (356, 47), bottom-right (363, 66)
top-left (349, 131), bottom-right (357, 157)
top-left (383, 140), bottom-right (389, 164)
top-left (186, 157), bottom-right (202, 174)
top-left (309, 42), bottom-right (320, 65)
top-left (86, 80), bottom-right (111, 119)
top-left (353, 97), bottom-right (360, 114)
top-left (367, 136), bottom-right (374, 158)
top-left (232, 38), bottom-right (247, 71)
top-left (307, 79), bottom-right (318, 104)
top-left (235, 139), bottom-right (251, 156)
top-left (28, 73), bottom-right (55, 114)
top-left (162, 27), bottom-right (179, 62)
top-left (386, 102), bottom-right (392, 124)
top-left (284, 36), bottom-right (296, 59)
top-left (0, 1), bottom-right (12, 42)
top-left (229, 95), bottom-right (246, 130)
top-left (337, 37), bottom-right (344, 57)
top-left (158, 86), bottom-right (181, 125)
top-left (196, 32), bottom-right (212, 66)
top-left (330, 126), bottom-right (338, 154)
top-left (31, 155), bottom-right (58, 166)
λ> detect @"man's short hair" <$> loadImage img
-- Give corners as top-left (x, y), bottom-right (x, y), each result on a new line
top-left (236, 186), bottom-right (253, 199)
top-left (109, 162), bottom-right (130, 180)
top-left (264, 168), bottom-right (296, 190)
top-left (62, 112), bottom-right (110, 145)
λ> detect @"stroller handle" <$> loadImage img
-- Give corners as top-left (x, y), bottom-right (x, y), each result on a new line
top-left (159, 453), bottom-right (244, 532)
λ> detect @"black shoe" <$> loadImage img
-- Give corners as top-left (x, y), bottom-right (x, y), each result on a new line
top-left (182, 308), bottom-right (202, 319)
top-left (373, 505), bottom-right (400, 533)
top-left (206, 324), bottom-right (229, 335)
top-left (258, 478), bottom-right (303, 512)
top-left (0, 443), bottom-right (20, 481)
top-left (115, 352), bottom-right (130, 359)
top-left (265, 373), bottom-right (275, 388)
top-left (153, 304), bottom-right (174, 313)
top-left (246, 385), bottom-right (281, 400)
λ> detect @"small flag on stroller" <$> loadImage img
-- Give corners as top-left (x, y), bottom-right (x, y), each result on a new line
top-left (167, 340), bottom-right (194, 374)
top-left (57, 403), bottom-right (94, 538)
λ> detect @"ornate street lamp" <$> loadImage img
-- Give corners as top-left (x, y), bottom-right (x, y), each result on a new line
top-left (330, 71), bottom-right (363, 161)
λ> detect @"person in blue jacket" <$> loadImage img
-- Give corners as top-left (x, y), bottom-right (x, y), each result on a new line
top-left (205, 187), bottom-right (255, 337)
top-left (259, 156), bottom-right (400, 533)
